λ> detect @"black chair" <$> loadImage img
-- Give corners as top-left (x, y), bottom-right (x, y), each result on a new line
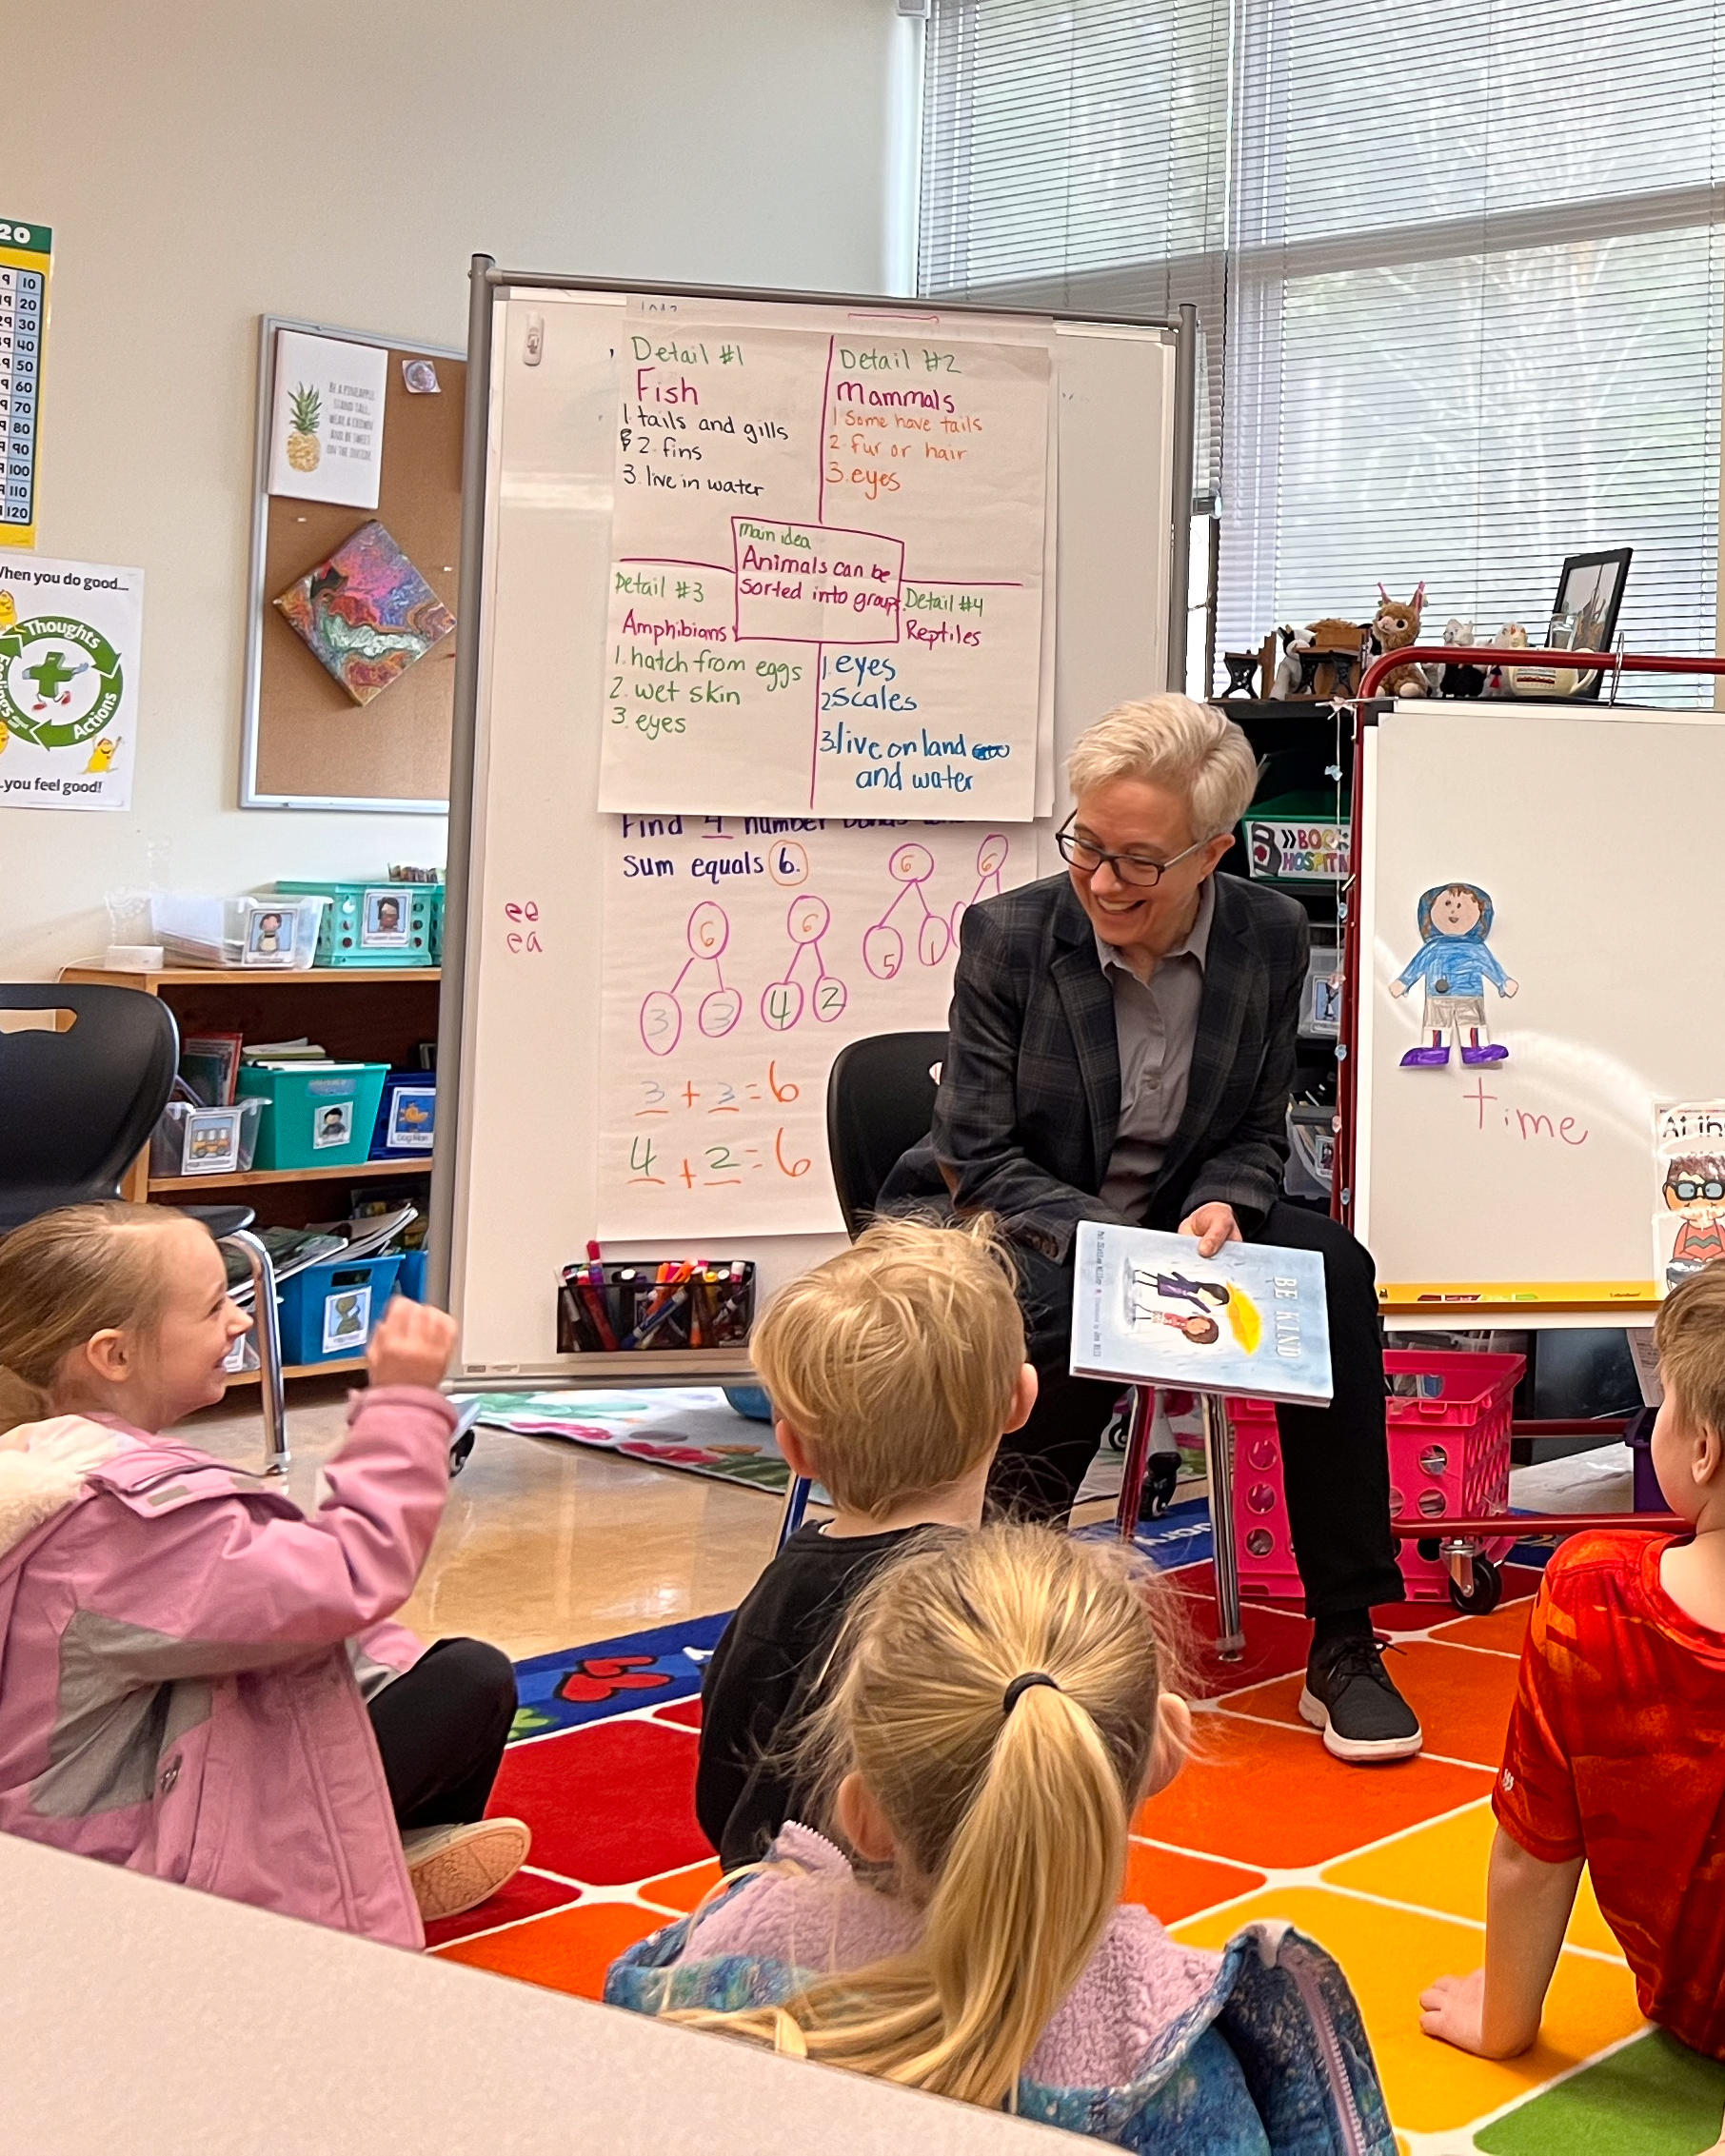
top-left (823, 1030), bottom-right (948, 1236)
top-left (791, 1029), bottom-right (1246, 1653)
top-left (0, 984), bottom-right (288, 1471)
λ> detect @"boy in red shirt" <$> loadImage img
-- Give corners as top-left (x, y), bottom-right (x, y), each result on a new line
top-left (1420, 1264), bottom-right (1725, 2075)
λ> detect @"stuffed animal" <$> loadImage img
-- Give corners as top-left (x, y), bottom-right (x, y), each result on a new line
top-left (1270, 623), bottom-right (1309, 700)
top-left (1438, 617), bottom-right (1486, 699)
top-left (1370, 584), bottom-right (1429, 699)
top-left (1486, 622), bottom-right (1529, 696)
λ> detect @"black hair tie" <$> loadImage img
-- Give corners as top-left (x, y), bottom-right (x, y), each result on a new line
top-left (1001, 1671), bottom-right (1061, 1717)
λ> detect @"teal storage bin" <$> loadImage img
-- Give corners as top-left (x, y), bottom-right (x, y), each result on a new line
top-left (273, 880), bottom-right (438, 968)
top-left (394, 1250), bottom-right (428, 1302)
top-left (239, 1061), bottom-right (389, 1169)
top-left (279, 1254), bottom-right (403, 1366)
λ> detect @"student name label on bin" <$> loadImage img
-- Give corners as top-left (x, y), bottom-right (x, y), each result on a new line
top-left (0, 555), bottom-right (143, 811)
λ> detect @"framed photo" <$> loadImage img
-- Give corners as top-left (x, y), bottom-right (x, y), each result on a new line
top-left (1547, 547), bottom-right (1632, 700)
top-left (361, 886), bottom-right (412, 948)
top-left (183, 1108), bottom-right (244, 1175)
top-left (386, 1082), bottom-right (436, 1152)
top-left (312, 1099), bottom-right (355, 1151)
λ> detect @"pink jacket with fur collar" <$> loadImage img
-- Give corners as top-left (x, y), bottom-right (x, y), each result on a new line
top-left (0, 1388), bottom-right (455, 1948)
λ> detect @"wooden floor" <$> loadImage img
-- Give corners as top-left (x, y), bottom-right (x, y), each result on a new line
top-left (182, 1380), bottom-right (787, 1661)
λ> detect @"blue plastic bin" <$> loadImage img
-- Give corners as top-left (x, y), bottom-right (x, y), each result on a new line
top-left (393, 1250), bottom-right (428, 1304)
top-left (279, 1254), bottom-right (403, 1367)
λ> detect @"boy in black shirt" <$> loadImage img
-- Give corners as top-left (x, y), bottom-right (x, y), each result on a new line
top-left (696, 1215), bottom-right (1037, 1870)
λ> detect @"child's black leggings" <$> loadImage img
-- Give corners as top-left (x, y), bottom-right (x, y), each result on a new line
top-left (367, 1636), bottom-right (518, 1831)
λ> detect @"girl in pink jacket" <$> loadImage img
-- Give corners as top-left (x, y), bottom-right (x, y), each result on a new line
top-left (0, 1201), bottom-right (527, 1948)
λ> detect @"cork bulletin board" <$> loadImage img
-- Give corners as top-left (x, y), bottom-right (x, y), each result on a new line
top-left (240, 316), bottom-right (464, 811)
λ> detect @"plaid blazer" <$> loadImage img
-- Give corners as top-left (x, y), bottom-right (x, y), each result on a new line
top-left (880, 870), bottom-right (1310, 1260)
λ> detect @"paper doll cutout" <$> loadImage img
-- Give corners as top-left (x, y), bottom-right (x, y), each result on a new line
top-left (1390, 880), bottom-right (1517, 1068)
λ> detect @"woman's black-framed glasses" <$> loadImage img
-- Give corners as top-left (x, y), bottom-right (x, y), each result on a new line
top-left (1056, 815), bottom-right (1209, 890)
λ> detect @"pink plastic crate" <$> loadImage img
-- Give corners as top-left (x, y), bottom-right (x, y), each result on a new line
top-left (1230, 1349), bottom-right (1526, 1604)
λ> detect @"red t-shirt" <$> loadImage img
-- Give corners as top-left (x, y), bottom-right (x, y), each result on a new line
top-left (1495, 1531), bottom-right (1725, 2057)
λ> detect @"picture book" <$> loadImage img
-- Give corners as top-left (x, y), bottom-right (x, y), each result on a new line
top-left (1071, 1221), bottom-right (1334, 1406)
top-left (179, 1032), bottom-right (244, 1106)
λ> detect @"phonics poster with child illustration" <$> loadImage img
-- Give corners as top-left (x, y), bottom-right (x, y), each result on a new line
top-left (1654, 1101), bottom-right (1725, 1293)
top-left (1071, 1222), bottom-right (1334, 1406)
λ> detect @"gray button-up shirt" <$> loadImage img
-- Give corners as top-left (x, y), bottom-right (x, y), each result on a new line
top-left (1095, 878), bottom-right (1215, 1220)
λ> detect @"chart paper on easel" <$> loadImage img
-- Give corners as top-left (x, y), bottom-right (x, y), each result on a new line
top-left (597, 311), bottom-right (1048, 820)
top-left (597, 816), bottom-right (1036, 1235)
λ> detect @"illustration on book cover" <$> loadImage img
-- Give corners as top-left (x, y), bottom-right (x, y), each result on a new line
top-left (1072, 1223), bottom-right (1333, 1406)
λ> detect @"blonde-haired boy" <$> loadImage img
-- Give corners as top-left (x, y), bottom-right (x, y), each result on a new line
top-left (1422, 1264), bottom-right (1725, 2069)
top-left (696, 1216), bottom-right (1037, 1870)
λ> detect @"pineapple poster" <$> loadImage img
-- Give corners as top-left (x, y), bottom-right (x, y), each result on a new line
top-left (267, 330), bottom-right (387, 509)
top-left (0, 555), bottom-right (143, 811)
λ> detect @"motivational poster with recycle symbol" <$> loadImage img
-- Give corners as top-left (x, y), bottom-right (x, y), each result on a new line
top-left (598, 816), bottom-right (1037, 1235)
top-left (597, 308), bottom-right (1048, 821)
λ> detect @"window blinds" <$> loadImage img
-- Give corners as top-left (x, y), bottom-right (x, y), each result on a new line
top-left (918, 0), bottom-right (1233, 488)
top-left (1219, 0), bottom-right (1724, 689)
top-left (920, 0), bottom-right (1724, 695)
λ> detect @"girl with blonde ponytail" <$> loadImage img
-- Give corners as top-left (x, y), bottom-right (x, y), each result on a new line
top-left (608, 1523), bottom-right (1395, 2149)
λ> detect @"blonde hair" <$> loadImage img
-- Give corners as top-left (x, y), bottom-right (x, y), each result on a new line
top-left (0, 1202), bottom-right (186, 1433)
top-left (676, 1524), bottom-right (1178, 2106)
top-left (1067, 694), bottom-right (1259, 842)
top-left (1656, 1265), bottom-right (1725, 1438)
top-left (749, 1215), bottom-right (1024, 1518)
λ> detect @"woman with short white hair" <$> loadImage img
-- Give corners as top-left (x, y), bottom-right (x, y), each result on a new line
top-left (882, 693), bottom-right (1419, 1765)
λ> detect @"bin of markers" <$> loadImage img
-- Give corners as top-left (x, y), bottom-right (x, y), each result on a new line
top-left (272, 880), bottom-right (438, 968)
top-left (239, 1061), bottom-right (389, 1170)
top-left (557, 1258), bottom-right (756, 1355)
top-left (278, 1255), bottom-right (404, 1368)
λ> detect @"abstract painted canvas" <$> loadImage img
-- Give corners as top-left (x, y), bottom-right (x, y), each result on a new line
top-left (273, 520), bottom-right (455, 705)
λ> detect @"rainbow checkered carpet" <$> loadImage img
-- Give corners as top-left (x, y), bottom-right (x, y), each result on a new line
top-left (430, 1530), bottom-right (1725, 2153)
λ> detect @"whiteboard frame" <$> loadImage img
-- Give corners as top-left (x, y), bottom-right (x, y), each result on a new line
top-left (429, 259), bottom-right (1198, 1375)
top-left (239, 312), bottom-right (466, 814)
top-left (1346, 696), bottom-right (1698, 1332)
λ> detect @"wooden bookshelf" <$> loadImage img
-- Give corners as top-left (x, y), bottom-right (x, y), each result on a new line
top-left (62, 966), bottom-right (442, 989)
top-left (60, 960), bottom-right (440, 1230)
top-left (149, 1157), bottom-right (430, 1195)
top-left (226, 1355), bottom-right (367, 1386)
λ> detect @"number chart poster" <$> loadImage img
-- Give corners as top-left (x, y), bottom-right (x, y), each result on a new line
top-left (598, 816), bottom-right (1035, 1235)
top-left (0, 217), bottom-right (50, 549)
top-left (0, 555), bottom-right (143, 811)
top-left (597, 307), bottom-right (1048, 821)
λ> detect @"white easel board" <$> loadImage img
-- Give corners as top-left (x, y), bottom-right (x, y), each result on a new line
top-left (1355, 700), bottom-right (1725, 1320)
top-left (439, 278), bottom-right (1185, 1381)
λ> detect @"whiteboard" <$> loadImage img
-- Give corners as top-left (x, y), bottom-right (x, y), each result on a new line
top-left (434, 273), bottom-right (1188, 1382)
top-left (1355, 701), bottom-right (1725, 1318)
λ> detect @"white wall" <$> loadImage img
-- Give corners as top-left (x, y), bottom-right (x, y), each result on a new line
top-left (1, 0), bottom-right (906, 977)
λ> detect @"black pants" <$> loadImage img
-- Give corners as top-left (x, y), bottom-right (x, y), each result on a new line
top-left (991, 1202), bottom-right (1405, 1619)
top-left (366, 1635), bottom-right (518, 1832)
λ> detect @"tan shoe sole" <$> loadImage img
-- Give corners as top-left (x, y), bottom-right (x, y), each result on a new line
top-left (407, 1818), bottom-right (532, 1923)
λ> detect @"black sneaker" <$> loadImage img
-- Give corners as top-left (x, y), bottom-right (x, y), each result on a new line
top-left (1299, 1634), bottom-right (1422, 1763)
top-left (1138, 1450), bottom-right (1181, 1521)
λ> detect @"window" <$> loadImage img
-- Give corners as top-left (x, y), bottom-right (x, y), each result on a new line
top-left (919, 0), bottom-right (1725, 696)
top-left (919, 0), bottom-right (1233, 489)
top-left (1219, 0), bottom-right (1724, 692)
